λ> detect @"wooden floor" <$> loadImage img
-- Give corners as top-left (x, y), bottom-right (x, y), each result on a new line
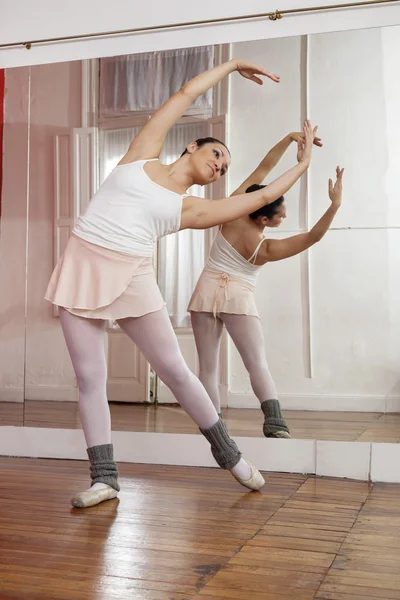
top-left (1, 457), bottom-right (400, 599)
top-left (2, 402), bottom-right (399, 443)
top-left (0, 402), bottom-right (24, 427)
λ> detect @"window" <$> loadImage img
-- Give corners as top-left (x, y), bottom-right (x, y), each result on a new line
top-left (100, 46), bottom-right (214, 119)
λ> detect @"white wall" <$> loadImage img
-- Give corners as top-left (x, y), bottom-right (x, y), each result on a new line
top-left (228, 27), bottom-right (400, 411)
top-left (1, 0), bottom-right (400, 68)
top-left (0, 68), bottom-right (29, 401)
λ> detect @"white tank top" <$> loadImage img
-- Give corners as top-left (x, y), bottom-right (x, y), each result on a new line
top-left (205, 230), bottom-right (266, 286)
top-left (73, 159), bottom-right (185, 257)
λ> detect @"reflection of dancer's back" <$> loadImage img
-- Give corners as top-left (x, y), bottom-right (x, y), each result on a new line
top-left (45, 58), bottom-right (313, 508)
top-left (190, 132), bottom-right (344, 438)
top-left (190, 222), bottom-right (291, 437)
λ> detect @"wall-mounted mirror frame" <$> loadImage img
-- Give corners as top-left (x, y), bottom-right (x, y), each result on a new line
top-left (2, 1), bottom-right (395, 482)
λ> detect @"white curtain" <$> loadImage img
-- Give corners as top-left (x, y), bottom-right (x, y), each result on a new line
top-left (99, 126), bottom-right (141, 181)
top-left (100, 46), bottom-right (214, 118)
top-left (99, 120), bottom-right (207, 328)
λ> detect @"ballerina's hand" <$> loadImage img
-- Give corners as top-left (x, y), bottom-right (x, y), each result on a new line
top-left (329, 166), bottom-right (344, 207)
top-left (296, 120), bottom-right (314, 166)
top-left (291, 126), bottom-right (323, 147)
top-left (235, 59), bottom-right (280, 85)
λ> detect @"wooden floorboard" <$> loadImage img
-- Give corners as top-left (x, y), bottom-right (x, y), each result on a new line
top-left (316, 482), bottom-right (400, 600)
top-left (1, 457), bottom-right (400, 599)
top-left (197, 477), bottom-right (370, 599)
top-left (0, 457), bottom-right (303, 600)
top-left (0, 402), bottom-right (24, 427)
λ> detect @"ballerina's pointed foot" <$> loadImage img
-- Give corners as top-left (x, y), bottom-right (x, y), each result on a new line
top-left (71, 485), bottom-right (118, 508)
top-left (266, 430), bottom-right (292, 439)
top-left (232, 460), bottom-right (265, 491)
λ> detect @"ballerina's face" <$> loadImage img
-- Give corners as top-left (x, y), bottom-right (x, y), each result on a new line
top-left (188, 142), bottom-right (231, 186)
top-left (265, 202), bottom-right (287, 227)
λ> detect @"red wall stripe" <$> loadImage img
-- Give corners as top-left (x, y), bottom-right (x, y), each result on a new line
top-left (0, 70), bottom-right (4, 219)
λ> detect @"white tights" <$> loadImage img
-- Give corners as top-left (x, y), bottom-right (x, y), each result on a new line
top-left (59, 307), bottom-right (251, 481)
top-left (190, 312), bottom-right (278, 413)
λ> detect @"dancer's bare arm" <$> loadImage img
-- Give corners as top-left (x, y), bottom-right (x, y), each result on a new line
top-left (119, 60), bottom-right (279, 164)
top-left (181, 122), bottom-right (314, 230)
top-left (231, 128), bottom-right (322, 197)
top-left (258, 167), bottom-right (344, 263)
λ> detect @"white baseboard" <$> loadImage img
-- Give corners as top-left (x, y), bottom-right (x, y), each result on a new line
top-left (316, 440), bottom-right (371, 480)
top-left (24, 385), bottom-right (78, 402)
top-left (0, 388), bottom-right (24, 403)
top-left (21, 386), bottom-right (400, 413)
top-left (0, 426), bottom-right (314, 475)
top-left (385, 398), bottom-right (400, 413)
top-left (228, 393), bottom-right (398, 413)
top-left (0, 424), bottom-right (397, 482)
top-left (371, 443), bottom-right (400, 483)
top-left (13, 387), bottom-right (400, 414)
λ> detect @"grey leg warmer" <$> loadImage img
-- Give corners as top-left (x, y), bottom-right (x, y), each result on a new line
top-left (200, 418), bottom-right (242, 470)
top-left (261, 399), bottom-right (290, 437)
top-left (87, 443), bottom-right (120, 491)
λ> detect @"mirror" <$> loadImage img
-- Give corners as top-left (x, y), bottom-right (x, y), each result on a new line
top-left (23, 59), bottom-right (85, 428)
top-left (0, 66), bottom-right (29, 427)
top-left (22, 25), bottom-right (400, 446)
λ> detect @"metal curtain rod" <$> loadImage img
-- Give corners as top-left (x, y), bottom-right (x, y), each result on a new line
top-left (0, 0), bottom-right (398, 50)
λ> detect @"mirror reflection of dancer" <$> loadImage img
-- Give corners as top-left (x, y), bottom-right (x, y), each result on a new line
top-left (45, 58), bottom-right (313, 508)
top-left (189, 129), bottom-right (343, 438)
